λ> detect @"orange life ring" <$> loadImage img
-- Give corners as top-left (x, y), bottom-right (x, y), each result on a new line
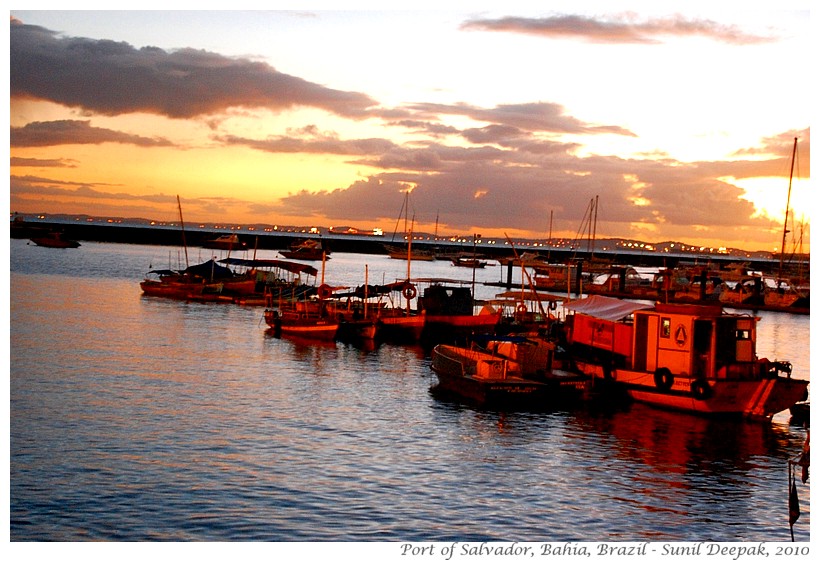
top-left (402, 283), bottom-right (417, 300)
top-left (516, 303), bottom-right (528, 314)
top-left (317, 284), bottom-right (333, 299)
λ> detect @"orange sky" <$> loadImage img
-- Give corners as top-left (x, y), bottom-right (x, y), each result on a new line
top-left (7, 6), bottom-right (812, 253)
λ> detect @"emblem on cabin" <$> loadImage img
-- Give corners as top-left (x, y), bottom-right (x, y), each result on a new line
top-left (675, 324), bottom-right (687, 347)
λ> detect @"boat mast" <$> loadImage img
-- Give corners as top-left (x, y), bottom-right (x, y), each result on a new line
top-left (591, 195), bottom-right (598, 261)
top-left (176, 195), bottom-right (189, 270)
top-left (779, 137), bottom-right (798, 279)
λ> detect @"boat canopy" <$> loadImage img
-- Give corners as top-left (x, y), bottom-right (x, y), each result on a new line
top-left (219, 257), bottom-right (318, 277)
top-left (495, 290), bottom-right (566, 302)
top-left (333, 281), bottom-right (407, 298)
top-left (185, 259), bottom-right (237, 280)
top-left (564, 295), bottom-right (653, 321)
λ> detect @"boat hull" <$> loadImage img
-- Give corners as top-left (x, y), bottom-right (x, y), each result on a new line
top-left (575, 361), bottom-right (809, 420)
top-left (431, 345), bottom-right (547, 408)
top-left (377, 312), bottom-right (426, 342)
top-left (264, 310), bottom-right (338, 341)
top-left (422, 311), bottom-right (502, 342)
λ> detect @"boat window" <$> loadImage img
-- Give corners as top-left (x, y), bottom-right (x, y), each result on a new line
top-left (660, 317), bottom-right (671, 338)
top-left (736, 329), bottom-right (751, 340)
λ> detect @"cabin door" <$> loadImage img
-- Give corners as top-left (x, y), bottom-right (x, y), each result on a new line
top-left (692, 320), bottom-right (713, 378)
top-left (633, 314), bottom-right (648, 371)
top-left (632, 314), bottom-right (657, 372)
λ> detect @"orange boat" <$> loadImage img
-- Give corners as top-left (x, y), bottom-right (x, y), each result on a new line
top-left (563, 295), bottom-right (808, 421)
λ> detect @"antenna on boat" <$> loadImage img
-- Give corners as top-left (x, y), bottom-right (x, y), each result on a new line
top-left (176, 195), bottom-right (189, 270)
top-left (778, 137), bottom-right (798, 280)
top-left (504, 233), bottom-right (547, 318)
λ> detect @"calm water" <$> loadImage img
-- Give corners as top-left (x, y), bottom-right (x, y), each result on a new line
top-left (9, 238), bottom-right (811, 543)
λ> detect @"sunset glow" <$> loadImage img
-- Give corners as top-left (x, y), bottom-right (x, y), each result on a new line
top-left (7, 4), bottom-right (811, 252)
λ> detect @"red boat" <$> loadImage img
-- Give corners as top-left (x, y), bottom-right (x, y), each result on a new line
top-left (264, 299), bottom-right (339, 341)
top-left (563, 295), bottom-right (808, 420)
top-left (30, 231), bottom-right (80, 248)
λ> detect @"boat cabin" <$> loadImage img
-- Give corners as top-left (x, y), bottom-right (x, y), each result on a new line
top-left (566, 296), bottom-right (765, 382)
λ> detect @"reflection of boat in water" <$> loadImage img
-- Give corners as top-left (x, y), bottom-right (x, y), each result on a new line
top-left (279, 239), bottom-right (330, 260)
top-left (579, 401), bottom-right (797, 477)
top-left (563, 295), bottom-right (808, 421)
top-left (29, 231), bottom-right (81, 248)
top-left (203, 234), bottom-right (246, 251)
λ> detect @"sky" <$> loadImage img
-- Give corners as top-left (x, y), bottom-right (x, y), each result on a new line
top-left (6, 2), bottom-right (813, 253)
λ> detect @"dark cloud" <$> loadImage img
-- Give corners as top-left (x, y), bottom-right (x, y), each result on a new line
top-left (10, 120), bottom-right (174, 147)
top-left (461, 14), bottom-right (777, 45)
top-left (9, 20), bottom-right (377, 119)
top-left (274, 144), bottom-right (782, 240)
top-left (11, 156), bottom-right (79, 168)
top-left (408, 102), bottom-right (636, 136)
top-left (217, 133), bottom-right (397, 156)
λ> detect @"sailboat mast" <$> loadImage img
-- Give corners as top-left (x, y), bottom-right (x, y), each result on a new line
top-left (177, 195), bottom-right (189, 270)
top-left (779, 137), bottom-right (798, 278)
top-left (591, 195), bottom-right (598, 261)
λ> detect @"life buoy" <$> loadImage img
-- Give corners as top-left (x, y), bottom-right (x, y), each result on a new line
top-left (516, 303), bottom-right (528, 314)
top-left (654, 368), bottom-right (674, 391)
top-left (548, 300), bottom-right (558, 311)
top-left (402, 283), bottom-right (417, 300)
top-left (317, 284), bottom-right (333, 299)
top-left (691, 379), bottom-right (712, 400)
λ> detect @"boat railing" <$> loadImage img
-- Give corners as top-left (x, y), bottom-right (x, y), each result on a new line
top-left (715, 360), bottom-right (791, 381)
top-left (432, 347), bottom-right (470, 377)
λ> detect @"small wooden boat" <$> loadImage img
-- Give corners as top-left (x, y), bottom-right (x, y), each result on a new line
top-left (431, 344), bottom-right (549, 407)
top-left (264, 300), bottom-right (339, 341)
top-left (29, 231), bottom-right (80, 248)
top-left (431, 336), bottom-right (590, 408)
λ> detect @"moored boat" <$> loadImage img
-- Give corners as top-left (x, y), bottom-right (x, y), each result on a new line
top-left (264, 298), bottom-right (339, 341)
top-left (431, 336), bottom-right (590, 408)
top-left (140, 259), bottom-right (255, 301)
top-left (279, 239), bottom-right (330, 260)
top-left (415, 278), bottom-right (502, 343)
top-left (29, 231), bottom-right (81, 248)
top-left (450, 254), bottom-right (488, 268)
top-left (203, 233), bottom-right (246, 251)
top-left (431, 343), bottom-right (549, 407)
top-left (562, 295), bottom-right (808, 421)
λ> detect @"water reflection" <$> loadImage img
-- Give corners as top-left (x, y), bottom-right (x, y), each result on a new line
top-left (10, 239), bottom-right (810, 541)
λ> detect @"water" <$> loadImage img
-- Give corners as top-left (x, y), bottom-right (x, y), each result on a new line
top-left (8, 239), bottom-right (811, 544)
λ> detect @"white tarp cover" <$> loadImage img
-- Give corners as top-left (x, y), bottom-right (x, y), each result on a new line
top-left (564, 295), bottom-right (653, 321)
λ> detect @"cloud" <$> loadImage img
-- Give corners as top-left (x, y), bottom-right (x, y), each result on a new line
top-left (461, 14), bottom-right (777, 45)
top-left (10, 120), bottom-right (174, 147)
top-left (9, 20), bottom-right (378, 119)
top-left (274, 144), bottom-right (781, 240)
top-left (217, 133), bottom-right (397, 156)
top-left (407, 102), bottom-right (636, 136)
top-left (10, 156), bottom-right (79, 168)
